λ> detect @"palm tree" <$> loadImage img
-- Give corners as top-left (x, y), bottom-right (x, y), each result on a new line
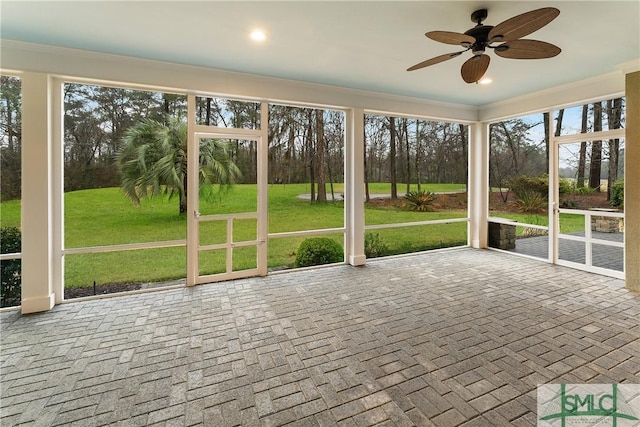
top-left (117, 117), bottom-right (241, 214)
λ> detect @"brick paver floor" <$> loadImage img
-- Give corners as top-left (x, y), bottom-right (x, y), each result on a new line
top-left (1, 248), bottom-right (639, 426)
top-left (512, 231), bottom-right (624, 272)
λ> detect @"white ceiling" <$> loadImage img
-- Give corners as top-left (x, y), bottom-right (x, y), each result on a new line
top-left (1, 1), bottom-right (639, 107)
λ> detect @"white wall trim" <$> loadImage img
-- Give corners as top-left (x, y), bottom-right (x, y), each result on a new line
top-left (479, 71), bottom-right (627, 123)
top-left (0, 40), bottom-right (478, 123)
top-left (617, 59), bottom-right (640, 74)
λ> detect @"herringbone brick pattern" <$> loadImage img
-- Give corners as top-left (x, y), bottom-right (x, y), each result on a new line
top-left (1, 249), bottom-right (639, 426)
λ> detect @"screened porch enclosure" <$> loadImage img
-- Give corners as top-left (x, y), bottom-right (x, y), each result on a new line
top-left (1, 41), bottom-right (638, 314)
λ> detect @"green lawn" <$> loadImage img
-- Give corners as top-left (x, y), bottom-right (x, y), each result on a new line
top-left (488, 212), bottom-right (587, 235)
top-left (1, 182), bottom-right (468, 288)
top-left (2, 183), bottom-right (593, 289)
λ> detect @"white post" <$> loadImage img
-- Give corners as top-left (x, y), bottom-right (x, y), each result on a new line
top-left (257, 102), bottom-right (269, 276)
top-left (469, 122), bottom-right (489, 248)
top-left (51, 78), bottom-right (64, 304)
top-left (186, 95), bottom-right (197, 286)
top-left (20, 72), bottom-right (55, 313)
top-left (548, 109), bottom-right (558, 264)
top-left (346, 108), bottom-right (365, 265)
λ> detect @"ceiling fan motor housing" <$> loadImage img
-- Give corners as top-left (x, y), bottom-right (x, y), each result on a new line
top-left (464, 25), bottom-right (493, 55)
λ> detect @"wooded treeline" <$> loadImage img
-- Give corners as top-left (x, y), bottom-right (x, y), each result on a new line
top-left (0, 77), bottom-right (624, 204)
top-left (0, 77), bottom-right (21, 201)
top-left (490, 98), bottom-right (625, 201)
top-left (365, 115), bottom-right (468, 201)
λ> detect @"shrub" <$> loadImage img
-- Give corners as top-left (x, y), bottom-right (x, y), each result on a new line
top-left (1, 227), bottom-right (22, 308)
top-left (364, 233), bottom-right (389, 258)
top-left (560, 198), bottom-right (579, 209)
top-left (558, 178), bottom-right (573, 195)
top-left (294, 237), bottom-right (344, 268)
top-left (573, 186), bottom-right (596, 195)
top-left (505, 175), bottom-right (548, 199)
top-left (610, 179), bottom-right (624, 208)
top-left (513, 191), bottom-right (546, 213)
top-left (404, 190), bottom-right (436, 212)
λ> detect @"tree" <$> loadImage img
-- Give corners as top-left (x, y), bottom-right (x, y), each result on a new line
top-left (576, 104), bottom-right (589, 188)
top-left (606, 98), bottom-right (623, 201)
top-left (589, 102), bottom-right (603, 190)
top-left (389, 117), bottom-right (398, 199)
top-left (0, 76), bottom-right (22, 201)
top-left (117, 117), bottom-right (241, 215)
top-left (543, 109), bottom-right (563, 171)
top-left (315, 109), bottom-right (327, 202)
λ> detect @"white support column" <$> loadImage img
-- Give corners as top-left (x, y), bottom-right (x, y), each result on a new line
top-left (346, 108), bottom-right (365, 265)
top-left (51, 78), bottom-right (64, 304)
top-left (186, 95), bottom-right (197, 286)
top-left (469, 122), bottom-right (489, 248)
top-left (548, 109), bottom-right (558, 264)
top-left (257, 102), bottom-right (269, 276)
top-left (20, 72), bottom-right (55, 313)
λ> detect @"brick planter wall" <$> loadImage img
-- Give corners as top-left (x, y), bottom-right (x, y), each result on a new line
top-left (590, 209), bottom-right (623, 233)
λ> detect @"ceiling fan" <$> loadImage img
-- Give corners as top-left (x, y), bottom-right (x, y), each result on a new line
top-left (407, 7), bottom-right (561, 83)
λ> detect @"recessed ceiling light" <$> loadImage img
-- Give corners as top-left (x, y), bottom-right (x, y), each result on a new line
top-left (479, 78), bottom-right (493, 85)
top-left (250, 30), bottom-right (267, 42)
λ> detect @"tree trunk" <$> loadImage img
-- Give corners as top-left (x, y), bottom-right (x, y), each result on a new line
top-left (577, 104), bottom-right (589, 188)
top-left (389, 117), bottom-right (398, 199)
top-left (315, 110), bottom-right (326, 202)
top-left (555, 109), bottom-right (564, 140)
top-left (163, 94), bottom-right (170, 124)
top-left (606, 98), bottom-right (623, 200)
top-left (499, 122), bottom-right (519, 174)
top-left (364, 126), bottom-right (370, 202)
top-left (306, 112), bottom-right (315, 202)
top-left (458, 123), bottom-right (468, 190)
top-left (206, 97), bottom-right (212, 125)
top-left (404, 119), bottom-right (411, 194)
top-left (589, 102), bottom-right (602, 190)
top-left (543, 112), bottom-right (550, 172)
top-left (415, 120), bottom-right (421, 191)
top-left (180, 177), bottom-right (187, 214)
top-left (286, 114), bottom-right (295, 184)
top-left (326, 142), bottom-right (335, 201)
top-left (544, 110), bottom-right (564, 172)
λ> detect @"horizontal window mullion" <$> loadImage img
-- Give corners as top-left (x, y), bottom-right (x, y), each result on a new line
top-left (63, 240), bottom-right (186, 255)
top-left (366, 217), bottom-right (468, 230)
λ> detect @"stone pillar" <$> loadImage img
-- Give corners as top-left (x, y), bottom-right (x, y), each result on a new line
top-left (488, 222), bottom-right (516, 250)
top-left (625, 71), bottom-right (639, 291)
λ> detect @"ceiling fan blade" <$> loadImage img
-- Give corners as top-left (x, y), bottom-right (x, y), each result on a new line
top-left (495, 39), bottom-right (561, 59)
top-left (407, 51), bottom-right (464, 71)
top-left (426, 31), bottom-right (475, 46)
top-left (461, 54), bottom-right (490, 83)
top-left (488, 7), bottom-right (560, 42)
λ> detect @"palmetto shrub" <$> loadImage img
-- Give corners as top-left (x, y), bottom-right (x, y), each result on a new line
top-left (514, 190), bottom-right (546, 213)
top-left (404, 190), bottom-right (436, 212)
